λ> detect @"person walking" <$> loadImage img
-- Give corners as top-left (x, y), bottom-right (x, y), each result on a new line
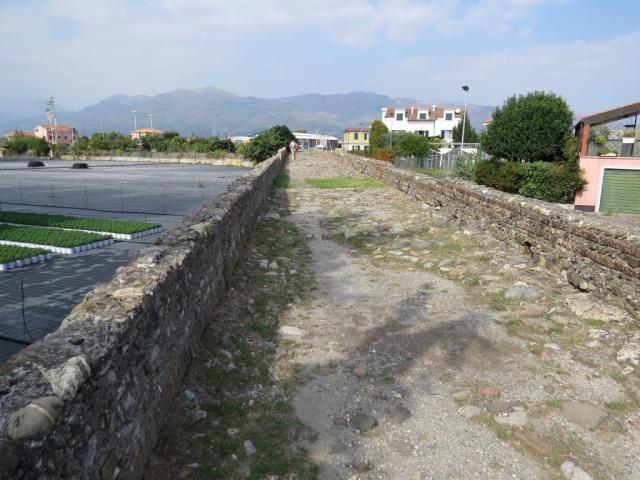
top-left (289, 140), bottom-right (300, 161)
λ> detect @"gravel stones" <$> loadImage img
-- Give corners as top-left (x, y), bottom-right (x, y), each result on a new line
top-left (352, 367), bottom-right (367, 378)
top-left (279, 325), bottom-right (304, 337)
top-left (564, 293), bottom-right (631, 323)
top-left (504, 286), bottom-right (539, 300)
top-left (459, 405), bottom-right (483, 419)
top-left (560, 401), bottom-right (607, 431)
top-left (478, 386), bottom-right (501, 400)
top-left (512, 430), bottom-right (553, 456)
top-left (494, 409), bottom-right (528, 427)
top-left (561, 461), bottom-right (593, 480)
top-left (387, 406), bottom-right (412, 424)
top-left (352, 414), bottom-right (378, 433)
top-left (6, 396), bottom-right (64, 441)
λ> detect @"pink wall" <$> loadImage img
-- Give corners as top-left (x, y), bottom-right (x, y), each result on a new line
top-left (575, 156), bottom-right (640, 210)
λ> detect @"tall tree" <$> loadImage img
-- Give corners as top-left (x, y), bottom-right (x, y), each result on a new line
top-left (452, 114), bottom-right (479, 143)
top-left (483, 91), bottom-right (574, 162)
top-left (369, 120), bottom-right (389, 153)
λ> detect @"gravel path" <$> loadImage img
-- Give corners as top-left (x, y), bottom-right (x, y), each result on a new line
top-left (149, 151), bottom-right (640, 480)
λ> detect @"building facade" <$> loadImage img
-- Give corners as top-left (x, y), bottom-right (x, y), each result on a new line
top-left (34, 124), bottom-right (79, 146)
top-left (131, 128), bottom-right (164, 140)
top-left (293, 132), bottom-right (338, 150)
top-left (381, 106), bottom-right (463, 142)
top-left (343, 128), bottom-right (370, 152)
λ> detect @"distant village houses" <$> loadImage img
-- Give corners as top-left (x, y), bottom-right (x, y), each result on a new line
top-left (34, 124), bottom-right (79, 146)
top-left (131, 128), bottom-right (164, 140)
top-left (381, 105), bottom-right (463, 142)
top-left (342, 128), bottom-right (370, 152)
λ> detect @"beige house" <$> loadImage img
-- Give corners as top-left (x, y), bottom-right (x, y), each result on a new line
top-left (131, 128), bottom-right (163, 140)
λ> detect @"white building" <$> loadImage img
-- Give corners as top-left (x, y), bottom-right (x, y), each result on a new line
top-left (381, 105), bottom-right (463, 143)
top-left (293, 132), bottom-right (338, 150)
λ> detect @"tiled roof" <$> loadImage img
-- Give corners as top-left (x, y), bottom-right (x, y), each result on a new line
top-left (344, 128), bottom-right (371, 132)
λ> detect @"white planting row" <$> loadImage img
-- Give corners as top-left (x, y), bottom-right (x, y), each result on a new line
top-left (0, 238), bottom-right (114, 255)
top-left (0, 252), bottom-right (53, 271)
top-left (109, 227), bottom-right (162, 240)
top-left (0, 222), bottom-right (162, 240)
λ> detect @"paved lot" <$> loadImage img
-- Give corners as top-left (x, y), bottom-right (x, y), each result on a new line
top-left (0, 159), bottom-right (249, 363)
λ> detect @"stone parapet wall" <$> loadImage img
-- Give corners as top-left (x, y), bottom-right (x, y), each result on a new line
top-left (337, 153), bottom-right (639, 319)
top-left (0, 150), bottom-right (285, 479)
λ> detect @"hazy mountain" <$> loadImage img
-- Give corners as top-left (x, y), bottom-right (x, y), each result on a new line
top-left (1, 87), bottom-right (494, 137)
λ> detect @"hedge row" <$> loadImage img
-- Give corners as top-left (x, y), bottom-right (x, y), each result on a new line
top-left (0, 211), bottom-right (160, 234)
top-left (475, 159), bottom-right (585, 203)
top-left (0, 245), bottom-right (48, 264)
top-left (0, 225), bottom-right (111, 248)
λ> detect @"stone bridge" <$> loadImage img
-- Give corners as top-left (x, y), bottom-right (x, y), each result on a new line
top-left (1, 150), bottom-right (638, 479)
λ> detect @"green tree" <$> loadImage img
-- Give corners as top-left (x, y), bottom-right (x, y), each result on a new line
top-left (452, 114), bottom-right (479, 143)
top-left (483, 91), bottom-right (574, 162)
top-left (4, 135), bottom-right (30, 154)
top-left (27, 137), bottom-right (50, 156)
top-left (242, 125), bottom-right (295, 162)
top-left (392, 132), bottom-right (441, 157)
top-left (369, 120), bottom-right (388, 153)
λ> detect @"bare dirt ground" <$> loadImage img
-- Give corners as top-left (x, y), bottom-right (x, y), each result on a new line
top-left (148, 151), bottom-right (640, 480)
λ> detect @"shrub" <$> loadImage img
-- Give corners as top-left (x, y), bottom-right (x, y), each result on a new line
top-left (374, 147), bottom-right (395, 162)
top-left (475, 159), bottom-right (523, 193)
top-left (475, 159), bottom-right (586, 202)
top-left (393, 132), bottom-right (440, 158)
top-left (518, 161), bottom-right (586, 203)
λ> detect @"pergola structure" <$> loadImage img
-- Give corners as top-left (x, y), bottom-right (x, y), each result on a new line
top-left (575, 100), bottom-right (640, 156)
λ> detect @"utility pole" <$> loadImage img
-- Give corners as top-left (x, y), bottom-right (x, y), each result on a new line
top-left (461, 85), bottom-right (469, 152)
top-left (46, 97), bottom-right (58, 159)
top-left (132, 110), bottom-right (137, 131)
top-left (148, 113), bottom-right (153, 130)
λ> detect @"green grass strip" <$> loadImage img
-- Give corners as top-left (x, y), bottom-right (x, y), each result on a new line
top-left (0, 211), bottom-right (160, 234)
top-left (305, 177), bottom-right (384, 189)
top-left (0, 224), bottom-right (110, 248)
top-left (0, 245), bottom-right (48, 264)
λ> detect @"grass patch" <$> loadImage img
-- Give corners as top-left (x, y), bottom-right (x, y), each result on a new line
top-left (305, 177), bottom-right (383, 189)
top-left (0, 210), bottom-right (159, 234)
top-left (546, 323), bottom-right (566, 337)
top-left (410, 167), bottom-right (453, 178)
top-left (605, 399), bottom-right (637, 415)
top-left (488, 292), bottom-right (515, 312)
top-left (506, 319), bottom-right (523, 335)
top-left (583, 318), bottom-right (606, 328)
top-left (545, 399), bottom-right (561, 408)
top-left (381, 375), bottom-right (396, 385)
top-left (273, 175), bottom-right (293, 189)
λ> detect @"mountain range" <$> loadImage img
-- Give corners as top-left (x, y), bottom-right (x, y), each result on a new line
top-left (1, 87), bottom-right (495, 137)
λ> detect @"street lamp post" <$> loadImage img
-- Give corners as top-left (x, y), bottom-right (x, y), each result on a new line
top-left (460, 85), bottom-right (469, 152)
top-left (148, 114), bottom-right (153, 130)
top-left (132, 110), bottom-right (137, 131)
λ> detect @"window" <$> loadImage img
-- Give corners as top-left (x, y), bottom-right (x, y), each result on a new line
top-left (445, 113), bottom-right (453, 121)
top-left (396, 113), bottom-right (404, 121)
top-left (355, 145), bottom-right (360, 151)
top-left (419, 113), bottom-right (427, 120)
top-left (441, 130), bottom-right (452, 140)
top-left (364, 145), bottom-right (368, 151)
top-left (354, 132), bottom-right (359, 140)
top-left (364, 133), bottom-right (368, 140)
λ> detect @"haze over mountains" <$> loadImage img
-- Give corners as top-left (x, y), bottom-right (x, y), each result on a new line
top-left (1, 87), bottom-right (494, 137)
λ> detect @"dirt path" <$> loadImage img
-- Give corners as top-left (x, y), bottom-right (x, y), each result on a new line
top-left (149, 151), bottom-right (640, 480)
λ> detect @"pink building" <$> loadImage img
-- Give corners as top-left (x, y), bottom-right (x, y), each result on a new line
top-left (574, 101), bottom-right (640, 214)
top-left (34, 124), bottom-right (79, 146)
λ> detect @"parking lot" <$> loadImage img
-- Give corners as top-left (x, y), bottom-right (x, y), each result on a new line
top-left (0, 159), bottom-right (250, 363)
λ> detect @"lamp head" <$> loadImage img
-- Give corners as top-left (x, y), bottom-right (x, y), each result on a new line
top-left (462, 85), bottom-right (469, 92)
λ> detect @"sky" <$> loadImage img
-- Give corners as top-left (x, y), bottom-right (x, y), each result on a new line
top-left (1, 0), bottom-right (639, 115)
